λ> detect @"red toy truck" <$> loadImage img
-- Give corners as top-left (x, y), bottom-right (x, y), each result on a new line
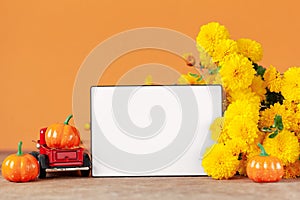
top-left (30, 128), bottom-right (91, 178)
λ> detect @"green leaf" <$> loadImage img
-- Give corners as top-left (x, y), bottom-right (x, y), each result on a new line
top-left (269, 129), bottom-right (279, 138)
top-left (253, 63), bottom-right (266, 78)
top-left (256, 65), bottom-right (266, 77)
top-left (261, 127), bottom-right (272, 132)
top-left (208, 66), bottom-right (221, 75)
top-left (189, 73), bottom-right (199, 78)
top-left (196, 77), bottom-right (203, 82)
top-left (208, 69), bottom-right (216, 75)
top-left (274, 115), bottom-right (283, 130)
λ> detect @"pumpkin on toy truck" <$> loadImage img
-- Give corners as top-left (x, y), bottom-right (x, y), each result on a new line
top-left (30, 114), bottom-right (91, 178)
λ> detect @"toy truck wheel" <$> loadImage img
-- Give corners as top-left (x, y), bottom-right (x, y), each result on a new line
top-left (29, 151), bottom-right (39, 160)
top-left (81, 153), bottom-right (91, 177)
top-left (38, 154), bottom-right (48, 178)
top-left (39, 166), bottom-right (46, 179)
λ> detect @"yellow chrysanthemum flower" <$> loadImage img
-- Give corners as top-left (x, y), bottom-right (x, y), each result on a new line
top-left (282, 100), bottom-right (300, 133)
top-left (212, 39), bottom-right (238, 64)
top-left (201, 73), bottom-right (221, 85)
top-left (225, 116), bottom-right (258, 146)
top-left (263, 65), bottom-right (283, 93)
top-left (281, 67), bottom-right (300, 102)
top-left (237, 157), bottom-right (248, 176)
top-left (291, 111), bottom-right (300, 136)
top-left (284, 160), bottom-right (300, 178)
top-left (217, 128), bottom-right (230, 144)
top-left (284, 100), bottom-right (299, 113)
top-left (198, 45), bottom-right (216, 70)
top-left (259, 103), bottom-right (283, 129)
top-left (250, 75), bottom-right (266, 101)
top-left (263, 129), bottom-right (300, 166)
top-left (238, 132), bottom-right (264, 176)
top-left (225, 138), bottom-right (248, 156)
top-left (219, 53), bottom-right (256, 91)
top-left (224, 99), bottom-right (260, 124)
top-left (196, 22), bottom-right (230, 55)
top-left (225, 138), bottom-right (249, 176)
top-left (210, 117), bottom-right (225, 141)
top-left (178, 73), bottom-right (205, 85)
top-left (202, 143), bottom-right (240, 179)
top-left (212, 73), bottom-right (223, 85)
top-left (259, 102), bottom-right (294, 131)
top-left (236, 38), bottom-right (263, 63)
top-left (246, 131), bottom-right (266, 160)
top-left (226, 88), bottom-right (261, 106)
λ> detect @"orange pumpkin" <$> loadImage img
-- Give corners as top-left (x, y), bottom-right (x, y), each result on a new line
top-left (45, 114), bottom-right (80, 149)
top-left (246, 143), bottom-right (284, 182)
top-left (2, 141), bottom-right (39, 182)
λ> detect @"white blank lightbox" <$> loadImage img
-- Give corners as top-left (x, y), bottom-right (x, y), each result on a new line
top-left (90, 85), bottom-right (223, 177)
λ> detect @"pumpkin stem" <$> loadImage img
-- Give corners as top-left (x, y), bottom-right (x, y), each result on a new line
top-left (258, 143), bottom-right (269, 157)
top-left (17, 141), bottom-right (23, 156)
top-left (64, 114), bottom-right (73, 125)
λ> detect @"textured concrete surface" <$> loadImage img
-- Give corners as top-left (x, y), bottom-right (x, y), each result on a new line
top-left (1, 152), bottom-right (300, 200)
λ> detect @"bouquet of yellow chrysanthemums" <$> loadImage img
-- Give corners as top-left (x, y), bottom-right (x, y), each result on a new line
top-left (179, 22), bottom-right (300, 179)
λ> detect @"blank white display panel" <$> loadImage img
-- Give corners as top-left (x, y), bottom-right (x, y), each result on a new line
top-left (91, 85), bottom-right (223, 177)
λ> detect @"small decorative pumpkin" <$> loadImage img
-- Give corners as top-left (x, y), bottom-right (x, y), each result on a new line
top-left (246, 143), bottom-right (284, 182)
top-left (45, 114), bottom-right (80, 149)
top-left (2, 141), bottom-right (39, 182)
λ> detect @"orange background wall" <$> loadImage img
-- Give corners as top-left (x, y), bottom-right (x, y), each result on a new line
top-left (1, 0), bottom-right (300, 151)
